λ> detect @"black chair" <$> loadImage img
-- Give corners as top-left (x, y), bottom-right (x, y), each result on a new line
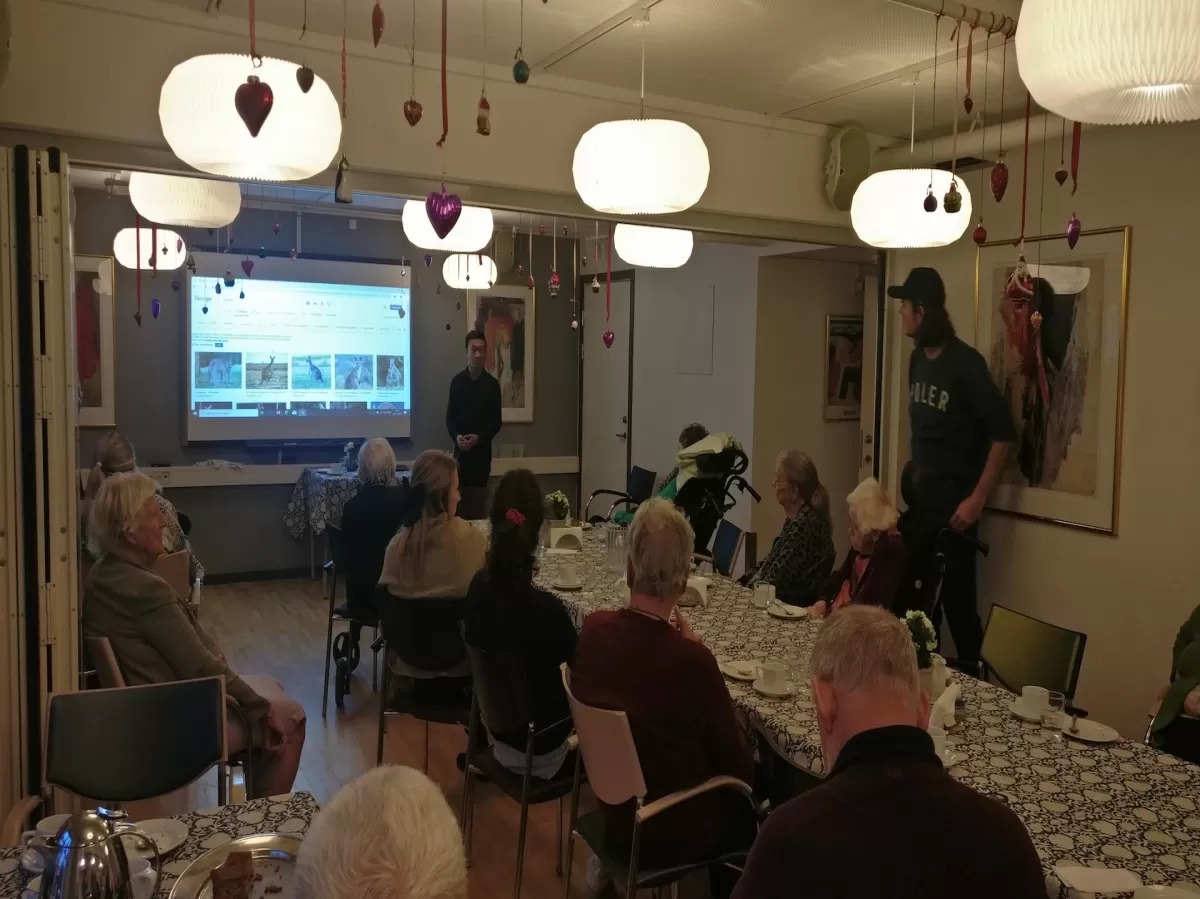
top-left (694, 519), bottom-right (745, 578)
top-left (322, 522), bottom-right (380, 715)
top-left (980, 604), bottom-right (1087, 702)
top-left (584, 467), bottom-right (657, 523)
top-left (460, 646), bottom-right (577, 899)
top-left (375, 589), bottom-right (471, 769)
top-left (45, 678), bottom-right (228, 804)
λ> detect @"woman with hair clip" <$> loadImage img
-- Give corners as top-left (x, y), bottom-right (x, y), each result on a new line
top-left (462, 469), bottom-right (577, 777)
top-left (740, 449), bottom-right (836, 605)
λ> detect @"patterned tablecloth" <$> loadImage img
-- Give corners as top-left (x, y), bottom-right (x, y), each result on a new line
top-left (0, 792), bottom-right (318, 899)
top-left (536, 533), bottom-right (1200, 898)
top-left (284, 468), bottom-right (408, 539)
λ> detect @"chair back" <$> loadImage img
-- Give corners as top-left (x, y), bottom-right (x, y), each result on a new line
top-left (84, 636), bottom-right (125, 689)
top-left (45, 677), bottom-right (227, 802)
top-left (466, 645), bottom-right (534, 736)
top-left (378, 588), bottom-right (468, 673)
top-left (711, 519), bottom-right (745, 577)
top-left (151, 550), bottom-right (191, 602)
top-left (980, 604), bottom-right (1087, 700)
top-left (627, 467), bottom-right (657, 506)
top-left (560, 663), bottom-right (645, 806)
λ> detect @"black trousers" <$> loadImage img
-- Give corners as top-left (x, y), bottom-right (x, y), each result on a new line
top-left (457, 484), bottom-right (489, 521)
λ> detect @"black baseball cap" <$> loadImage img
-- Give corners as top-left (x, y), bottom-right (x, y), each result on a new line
top-left (887, 267), bottom-right (945, 311)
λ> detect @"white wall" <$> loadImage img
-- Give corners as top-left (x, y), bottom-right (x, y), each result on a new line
top-left (884, 119), bottom-right (1200, 739)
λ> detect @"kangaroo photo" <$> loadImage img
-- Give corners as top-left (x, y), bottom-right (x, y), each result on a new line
top-left (377, 355), bottom-right (405, 390)
top-left (291, 354), bottom-right (331, 390)
top-left (195, 352), bottom-right (242, 389)
top-left (335, 355), bottom-right (374, 391)
top-left (245, 352), bottom-right (287, 390)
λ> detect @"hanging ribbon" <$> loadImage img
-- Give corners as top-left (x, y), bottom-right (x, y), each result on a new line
top-left (605, 223), bottom-right (612, 322)
top-left (1070, 121), bottom-right (1082, 196)
top-left (950, 21), bottom-right (961, 173)
top-left (135, 214), bottom-right (142, 324)
top-left (964, 13), bottom-right (978, 113)
top-left (248, 0), bottom-right (258, 58)
top-left (151, 223), bottom-right (158, 273)
top-left (997, 29), bottom-right (1007, 154)
top-left (340, 0), bottom-right (347, 119)
top-left (1018, 91), bottom-right (1031, 243)
top-left (927, 13), bottom-right (941, 193)
top-left (436, 0), bottom-right (449, 147)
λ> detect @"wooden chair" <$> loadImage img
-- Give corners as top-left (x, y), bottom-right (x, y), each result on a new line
top-left (152, 549), bottom-right (191, 603)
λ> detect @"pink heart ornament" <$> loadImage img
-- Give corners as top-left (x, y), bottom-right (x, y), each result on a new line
top-left (241, 259), bottom-right (254, 277)
top-left (425, 184), bottom-right (462, 240)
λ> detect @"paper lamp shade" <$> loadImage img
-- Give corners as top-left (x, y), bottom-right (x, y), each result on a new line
top-left (159, 54), bottom-right (341, 181)
top-left (402, 202), bottom-right (494, 252)
top-left (1016, 1), bottom-right (1200, 124)
top-left (613, 224), bottom-right (694, 268)
top-left (113, 228), bottom-right (187, 270)
top-left (128, 172), bottom-right (241, 228)
top-left (573, 119), bottom-right (709, 215)
top-left (850, 169), bottom-right (972, 249)
top-left (442, 254), bottom-right (497, 290)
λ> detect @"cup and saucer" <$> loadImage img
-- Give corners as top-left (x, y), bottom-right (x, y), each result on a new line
top-left (767, 601), bottom-right (806, 620)
top-left (752, 662), bottom-right (797, 698)
top-left (1009, 685), bottom-right (1049, 723)
top-left (551, 560), bottom-right (583, 592)
top-left (719, 660), bottom-right (761, 682)
top-left (928, 725), bottom-right (967, 768)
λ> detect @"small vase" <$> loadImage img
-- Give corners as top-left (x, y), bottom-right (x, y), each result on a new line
top-left (543, 518), bottom-right (565, 548)
top-left (920, 657), bottom-right (949, 701)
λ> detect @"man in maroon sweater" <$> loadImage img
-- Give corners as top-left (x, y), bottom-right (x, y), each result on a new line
top-left (731, 605), bottom-right (1045, 899)
top-left (571, 499), bottom-right (756, 886)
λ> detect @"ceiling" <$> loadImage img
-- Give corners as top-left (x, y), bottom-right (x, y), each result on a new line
top-left (155, 0), bottom-right (1032, 140)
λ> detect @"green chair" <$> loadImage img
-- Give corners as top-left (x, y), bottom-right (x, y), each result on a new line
top-left (980, 604), bottom-right (1087, 701)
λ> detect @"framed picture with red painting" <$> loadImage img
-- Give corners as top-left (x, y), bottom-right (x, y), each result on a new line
top-left (466, 287), bottom-right (536, 423)
top-left (75, 255), bottom-right (116, 428)
top-left (824, 314), bottom-right (864, 422)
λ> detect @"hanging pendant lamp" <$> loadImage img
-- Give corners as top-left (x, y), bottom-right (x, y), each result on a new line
top-left (128, 172), bottom-right (242, 228)
top-left (851, 169), bottom-right (972, 249)
top-left (114, 228), bottom-right (187, 270)
top-left (613, 224), bottom-right (693, 268)
top-left (443, 254), bottom-right (497, 289)
top-left (1017, 0), bottom-right (1200, 124)
top-left (403, 202), bottom-right (494, 252)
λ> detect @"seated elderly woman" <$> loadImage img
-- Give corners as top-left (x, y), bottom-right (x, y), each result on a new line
top-left (613, 423), bottom-right (709, 525)
top-left (84, 471), bottom-right (305, 797)
top-left (571, 498), bottom-right (755, 895)
top-left (810, 478), bottom-right (905, 618)
top-left (83, 431), bottom-right (204, 588)
top-left (1151, 604), bottom-right (1200, 764)
top-left (295, 765), bottom-right (466, 899)
top-left (741, 450), bottom-right (836, 604)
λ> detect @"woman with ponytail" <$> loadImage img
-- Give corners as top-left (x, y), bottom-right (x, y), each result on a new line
top-left (741, 449), bottom-right (836, 606)
top-left (463, 469), bottom-right (577, 778)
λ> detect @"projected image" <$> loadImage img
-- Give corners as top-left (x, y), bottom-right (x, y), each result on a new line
top-left (292, 355), bottom-right (331, 390)
top-left (196, 352), bottom-right (242, 389)
top-left (246, 353), bottom-right (287, 390)
top-left (335, 355), bottom-right (375, 391)
top-left (238, 402), bottom-right (286, 413)
top-left (377, 355), bottom-right (405, 390)
top-left (330, 401), bottom-right (369, 411)
top-left (196, 401), bottom-right (233, 411)
top-left (291, 401), bottom-right (327, 412)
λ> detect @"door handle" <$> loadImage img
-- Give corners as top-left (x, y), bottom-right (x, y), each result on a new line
top-left (615, 432), bottom-right (628, 440)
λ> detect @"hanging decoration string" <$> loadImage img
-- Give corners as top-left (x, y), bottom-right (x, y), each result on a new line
top-left (249, 0), bottom-right (259, 60)
top-left (410, 0), bottom-right (417, 97)
top-left (909, 79), bottom-right (916, 155)
top-left (300, 0), bottom-right (307, 40)
top-left (928, 12), bottom-right (941, 192)
top-left (151, 223), bottom-right (158, 273)
top-left (340, 0), bottom-right (347, 119)
top-left (997, 27), bottom-right (1007, 157)
top-left (1018, 91), bottom-right (1031, 243)
top-left (135, 213), bottom-right (143, 324)
top-left (964, 12), bottom-right (978, 113)
top-left (436, 0), bottom-right (449, 147)
top-left (977, 27), bottom-right (990, 206)
top-left (605, 223), bottom-right (612, 322)
top-left (528, 218), bottom-right (533, 285)
top-left (949, 17), bottom-right (961, 180)
top-left (1070, 122), bottom-right (1082, 195)
top-left (639, 19), bottom-right (646, 119)
top-left (481, 0), bottom-right (487, 93)
top-left (552, 216), bottom-right (557, 272)
top-left (1037, 113), bottom-right (1049, 270)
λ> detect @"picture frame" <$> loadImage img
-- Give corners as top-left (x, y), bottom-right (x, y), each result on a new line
top-left (824, 313), bottom-right (864, 421)
top-left (466, 286), bottom-right (535, 423)
top-left (74, 254), bottom-right (116, 428)
top-left (974, 226), bottom-right (1131, 534)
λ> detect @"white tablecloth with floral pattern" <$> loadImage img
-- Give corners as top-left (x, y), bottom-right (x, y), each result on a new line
top-left (536, 533), bottom-right (1200, 898)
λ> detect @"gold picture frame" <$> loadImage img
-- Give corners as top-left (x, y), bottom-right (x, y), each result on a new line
top-left (74, 254), bottom-right (117, 428)
top-left (973, 226), bottom-right (1131, 534)
top-left (824, 313), bottom-right (864, 422)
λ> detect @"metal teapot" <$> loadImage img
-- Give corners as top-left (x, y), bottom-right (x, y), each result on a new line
top-left (29, 807), bottom-right (161, 899)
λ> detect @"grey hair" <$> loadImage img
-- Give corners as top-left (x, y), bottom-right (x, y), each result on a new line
top-left (627, 498), bottom-right (694, 600)
top-left (810, 605), bottom-right (919, 697)
top-left (295, 766), bottom-right (466, 899)
top-left (357, 437), bottom-right (396, 486)
top-left (86, 470), bottom-right (161, 558)
top-left (847, 477), bottom-right (899, 535)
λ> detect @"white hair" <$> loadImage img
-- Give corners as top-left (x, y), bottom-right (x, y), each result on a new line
top-left (295, 766), bottom-right (466, 899)
top-left (357, 437), bottom-right (397, 486)
top-left (810, 605), bottom-right (919, 697)
top-left (627, 498), bottom-right (694, 600)
top-left (86, 471), bottom-right (161, 558)
top-left (846, 477), bottom-right (899, 536)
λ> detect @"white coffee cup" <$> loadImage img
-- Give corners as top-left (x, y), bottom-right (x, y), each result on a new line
top-left (752, 584), bottom-right (769, 610)
top-left (560, 561), bottom-right (578, 585)
top-left (20, 814), bottom-right (70, 874)
top-left (768, 585), bottom-right (777, 604)
top-left (761, 661), bottom-right (787, 690)
top-left (686, 576), bottom-right (709, 605)
top-left (1021, 685), bottom-right (1050, 712)
top-left (928, 724), bottom-right (947, 758)
top-left (127, 858), bottom-right (157, 899)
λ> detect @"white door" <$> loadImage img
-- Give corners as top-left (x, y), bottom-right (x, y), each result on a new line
top-left (580, 277), bottom-right (632, 520)
top-left (859, 272), bottom-right (879, 482)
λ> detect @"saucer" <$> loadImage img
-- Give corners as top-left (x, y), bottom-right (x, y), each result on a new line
top-left (551, 581), bottom-right (583, 592)
top-left (1062, 718), bottom-right (1120, 744)
top-left (767, 602), bottom-right (807, 620)
top-left (1009, 699), bottom-right (1043, 723)
top-left (940, 750), bottom-right (968, 769)
top-left (752, 678), bottom-right (797, 698)
top-left (719, 660), bottom-right (761, 682)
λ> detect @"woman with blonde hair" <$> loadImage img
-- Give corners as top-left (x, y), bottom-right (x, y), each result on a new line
top-left (742, 450), bottom-right (835, 605)
top-left (811, 477), bottom-right (905, 617)
top-left (82, 431), bottom-right (203, 585)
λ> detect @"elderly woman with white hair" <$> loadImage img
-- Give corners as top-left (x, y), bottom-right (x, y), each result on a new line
top-left (295, 765), bottom-right (466, 899)
top-left (810, 478), bottom-right (905, 618)
top-left (83, 471), bottom-right (306, 797)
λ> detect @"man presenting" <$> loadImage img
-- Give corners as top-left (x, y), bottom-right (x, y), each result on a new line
top-left (446, 330), bottom-right (502, 520)
top-left (890, 267), bottom-right (1015, 667)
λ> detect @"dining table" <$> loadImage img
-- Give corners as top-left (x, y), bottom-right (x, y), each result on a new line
top-left (536, 530), bottom-right (1200, 899)
top-left (0, 792), bottom-right (318, 899)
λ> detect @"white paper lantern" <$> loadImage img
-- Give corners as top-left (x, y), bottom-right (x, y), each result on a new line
top-left (159, 54), bottom-right (341, 181)
top-left (128, 172), bottom-right (241, 228)
top-left (613, 224), bottom-right (694, 268)
top-left (1017, 1), bottom-right (1200, 125)
top-left (573, 119), bottom-right (709, 215)
top-left (402, 202), bottom-right (494, 252)
top-left (442, 254), bottom-right (497, 290)
top-left (850, 169), bottom-right (972, 249)
top-left (113, 228), bottom-right (187, 270)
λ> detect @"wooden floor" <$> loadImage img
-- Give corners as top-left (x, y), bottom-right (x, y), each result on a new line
top-left (199, 577), bottom-right (709, 899)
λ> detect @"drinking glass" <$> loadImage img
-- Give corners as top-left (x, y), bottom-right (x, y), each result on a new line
top-left (606, 525), bottom-right (626, 573)
top-left (1041, 691), bottom-right (1066, 731)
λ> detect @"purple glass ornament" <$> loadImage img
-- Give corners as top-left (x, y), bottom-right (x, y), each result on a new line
top-left (201, 304), bottom-right (209, 315)
top-left (242, 259), bottom-right (254, 277)
top-left (214, 283), bottom-right (222, 295)
top-left (133, 311), bottom-right (142, 327)
top-left (923, 190), bottom-right (938, 213)
top-left (602, 329), bottom-right (615, 348)
top-left (423, 254), bottom-right (432, 268)
top-left (425, 184), bottom-right (462, 240)
top-left (151, 298), bottom-right (160, 319)
top-left (1066, 213), bottom-right (1081, 249)
top-left (171, 280), bottom-right (181, 293)
top-left (273, 222), bottom-right (282, 235)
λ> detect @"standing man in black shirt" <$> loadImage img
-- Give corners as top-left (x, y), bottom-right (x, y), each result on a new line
top-left (889, 267), bottom-right (1015, 667)
top-left (446, 330), bottom-right (502, 519)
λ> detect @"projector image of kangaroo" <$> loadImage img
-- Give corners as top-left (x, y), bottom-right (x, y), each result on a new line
top-left (344, 356), bottom-right (371, 390)
top-left (307, 356), bottom-right (324, 385)
top-left (386, 357), bottom-right (402, 388)
top-left (259, 355), bottom-right (275, 386)
top-left (207, 356), bottom-right (232, 385)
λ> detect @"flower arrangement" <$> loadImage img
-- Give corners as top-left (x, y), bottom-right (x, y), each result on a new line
top-left (905, 610), bottom-right (938, 670)
top-left (544, 490), bottom-right (571, 521)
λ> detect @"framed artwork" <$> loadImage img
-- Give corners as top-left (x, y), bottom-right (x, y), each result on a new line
top-left (74, 255), bottom-right (116, 427)
top-left (824, 314), bottom-right (864, 421)
top-left (467, 286), bottom-right (535, 423)
top-left (974, 226), bottom-right (1131, 534)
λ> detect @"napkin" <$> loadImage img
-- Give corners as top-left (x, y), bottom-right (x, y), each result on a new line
top-left (684, 576), bottom-right (710, 607)
top-left (1052, 865), bottom-right (1142, 894)
top-left (931, 682), bottom-right (960, 728)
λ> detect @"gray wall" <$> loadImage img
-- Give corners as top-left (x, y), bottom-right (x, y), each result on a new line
top-left (73, 189), bottom-right (581, 575)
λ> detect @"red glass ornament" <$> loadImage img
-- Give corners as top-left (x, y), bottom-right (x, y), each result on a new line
top-left (476, 95), bottom-right (491, 136)
top-left (923, 190), bottom-right (938, 213)
top-left (371, 0), bottom-right (385, 47)
top-left (1054, 167), bottom-right (1068, 187)
top-left (403, 99), bottom-right (423, 127)
top-left (234, 75), bottom-right (274, 137)
top-left (296, 66), bottom-right (315, 94)
top-left (273, 223), bottom-right (281, 234)
top-left (538, 225), bottom-right (546, 236)
top-left (1066, 213), bottom-right (1082, 250)
top-left (548, 271), bottom-right (560, 298)
top-left (242, 259), bottom-right (254, 277)
top-left (602, 329), bottom-right (615, 349)
top-left (134, 311), bottom-right (143, 327)
top-left (972, 222), bottom-right (987, 245)
top-left (990, 158), bottom-right (1009, 202)
top-left (527, 275), bottom-right (535, 290)
top-left (964, 96), bottom-right (974, 115)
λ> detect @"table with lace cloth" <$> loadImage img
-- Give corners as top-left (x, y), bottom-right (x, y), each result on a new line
top-left (536, 533), bottom-right (1200, 898)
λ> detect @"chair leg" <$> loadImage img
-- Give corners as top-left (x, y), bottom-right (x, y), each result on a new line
top-left (670, 883), bottom-right (680, 899)
top-left (371, 627), bottom-right (379, 693)
top-left (376, 663), bottom-right (389, 766)
top-left (321, 620), bottom-right (336, 719)
top-left (461, 771), bottom-right (475, 865)
top-left (555, 796), bottom-right (564, 877)
top-left (561, 832), bottom-right (576, 899)
top-left (514, 798), bottom-right (530, 899)
top-left (216, 763), bottom-right (228, 806)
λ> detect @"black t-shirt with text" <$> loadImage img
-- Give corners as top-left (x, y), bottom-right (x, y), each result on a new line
top-left (908, 336), bottom-right (1015, 504)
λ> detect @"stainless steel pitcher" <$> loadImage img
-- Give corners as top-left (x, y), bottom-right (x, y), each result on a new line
top-left (29, 807), bottom-right (161, 899)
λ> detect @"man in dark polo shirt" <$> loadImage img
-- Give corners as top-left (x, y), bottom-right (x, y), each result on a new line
top-left (891, 267), bottom-right (1015, 666)
top-left (445, 330), bottom-right (501, 520)
top-left (732, 606), bottom-right (1044, 899)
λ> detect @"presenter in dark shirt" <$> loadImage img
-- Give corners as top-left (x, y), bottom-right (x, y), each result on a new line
top-left (446, 330), bottom-right (502, 520)
top-left (889, 267), bottom-right (1015, 667)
